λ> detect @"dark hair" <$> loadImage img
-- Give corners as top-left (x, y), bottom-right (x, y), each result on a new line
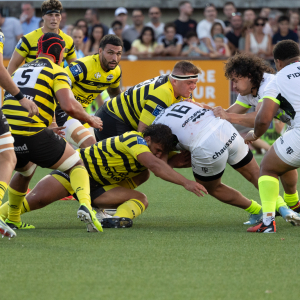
top-left (273, 40), bottom-right (300, 61)
top-left (254, 16), bottom-right (266, 26)
top-left (186, 31), bottom-right (198, 39)
top-left (179, 1), bottom-right (191, 8)
top-left (111, 20), bottom-right (122, 28)
top-left (89, 8), bottom-right (99, 19)
top-left (210, 22), bottom-right (224, 37)
top-left (89, 24), bottom-right (104, 51)
top-left (41, 0), bottom-right (63, 12)
top-left (224, 53), bottom-right (275, 90)
top-left (224, 1), bottom-right (236, 7)
top-left (173, 60), bottom-right (201, 75)
top-left (139, 26), bottom-right (155, 45)
top-left (99, 34), bottom-right (123, 49)
top-left (164, 22), bottom-right (176, 32)
top-left (143, 124), bottom-right (175, 153)
top-left (204, 3), bottom-right (216, 11)
top-left (278, 15), bottom-right (290, 23)
top-left (74, 19), bottom-right (88, 38)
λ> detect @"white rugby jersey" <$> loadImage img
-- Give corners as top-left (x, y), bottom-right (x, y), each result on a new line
top-left (153, 102), bottom-right (223, 151)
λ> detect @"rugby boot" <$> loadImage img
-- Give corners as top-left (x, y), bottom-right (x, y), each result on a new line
top-left (244, 209), bottom-right (263, 225)
top-left (101, 217), bottom-right (133, 228)
top-left (279, 206), bottom-right (300, 226)
top-left (0, 216), bottom-right (16, 239)
top-left (247, 220), bottom-right (276, 233)
top-left (5, 219), bottom-right (35, 229)
top-left (77, 204), bottom-right (103, 232)
top-left (92, 207), bottom-right (112, 222)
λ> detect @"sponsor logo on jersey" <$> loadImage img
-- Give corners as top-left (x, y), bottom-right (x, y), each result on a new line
top-left (286, 146), bottom-right (294, 154)
top-left (182, 109), bottom-right (208, 127)
top-left (66, 76), bottom-right (72, 87)
top-left (94, 72), bottom-right (101, 79)
top-left (106, 74), bottom-right (114, 81)
top-left (0, 32), bottom-right (4, 43)
top-left (152, 105), bottom-right (164, 117)
top-left (137, 136), bottom-right (148, 146)
top-left (212, 133), bottom-right (237, 159)
top-left (70, 64), bottom-right (83, 77)
top-left (287, 72), bottom-right (300, 79)
top-left (14, 144), bottom-right (28, 152)
top-left (104, 166), bottom-right (129, 182)
top-left (16, 38), bottom-right (22, 49)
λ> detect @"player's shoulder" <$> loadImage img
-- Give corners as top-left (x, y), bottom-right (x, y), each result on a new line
top-left (119, 131), bottom-right (148, 145)
top-left (23, 28), bottom-right (43, 42)
top-left (59, 30), bottom-right (74, 45)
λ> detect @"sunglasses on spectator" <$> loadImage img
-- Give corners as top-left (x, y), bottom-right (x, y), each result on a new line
top-left (255, 22), bottom-right (265, 26)
top-left (113, 26), bottom-right (122, 30)
top-left (231, 12), bottom-right (242, 17)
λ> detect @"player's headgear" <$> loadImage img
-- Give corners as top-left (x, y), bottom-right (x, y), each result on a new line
top-left (37, 32), bottom-right (65, 64)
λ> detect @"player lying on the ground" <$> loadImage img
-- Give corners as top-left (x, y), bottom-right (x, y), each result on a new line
top-left (211, 52), bottom-right (300, 215)
top-left (0, 124), bottom-right (207, 229)
top-left (245, 40), bottom-right (300, 233)
top-left (1, 33), bottom-right (104, 236)
top-left (0, 30), bottom-right (39, 239)
top-left (55, 34), bottom-right (123, 149)
top-left (153, 101), bottom-right (300, 226)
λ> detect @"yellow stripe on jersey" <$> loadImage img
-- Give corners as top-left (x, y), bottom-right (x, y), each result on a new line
top-left (78, 131), bottom-right (150, 186)
top-left (106, 75), bottom-right (180, 130)
top-left (2, 57), bottom-right (72, 136)
top-left (0, 31), bottom-right (4, 54)
top-left (65, 54), bottom-right (121, 108)
top-left (15, 28), bottom-right (76, 67)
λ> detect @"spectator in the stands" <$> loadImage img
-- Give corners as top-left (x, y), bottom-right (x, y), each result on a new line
top-left (111, 20), bottom-right (131, 53)
top-left (0, 9), bottom-right (23, 58)
top-left (174, 1), bottom-right (197, 38)
top-left (39, 19), bottom-right (44, 28)
top-left (197, 3), bottom-right (225, 47)
top-left (297, 23), bottom-right (300, 42)
top-left (60, 9), bottom-right (68, 33)
top-left (272, 15), bottom-right (299, 47)
top-left (84, 8), bottom-right (108, 36)
top-left (146, 7), bottom-right (164, 39)
top-left (243, 9), bottom-right (256, 25)
top-left (209, 34), bottom-right (230, 58)
top-left (206, 22), bottom-right (228, 52)
top-left (260, 7), bottom-right (271, 19)
top-left (19, 2), bottom-right (41, 35)
top-left (181, 31), bottom-right (209, 57)
top-left (108, 7), bottom-right (130, 34)
top-left (226, 12), bottom-right (243, 55)
top-left (223, 2), bottom-right (236, 30)
top-left (74, 19), bottom-right (89, 46)
top-left (267, 10), bottom-right (283, 36)
top-left (65, 25), bottom-right (74, 36)
top-left (131, 26), bottom-right (159, 58)
top-left (289, 12), bottom-right (299, 33)
top-left (123, 9), bottom-right (145, 44)
top-left (84, 24), bottom-right (104, 56)
top-left (245, 17), bottom-right (272, 57)
top-left (156, 23), bottom-right (183, 56)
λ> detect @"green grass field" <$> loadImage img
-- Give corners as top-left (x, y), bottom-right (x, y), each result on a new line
top-left (0, 155), bottom-right (299, 300)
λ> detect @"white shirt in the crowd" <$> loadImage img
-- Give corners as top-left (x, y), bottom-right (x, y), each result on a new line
top-left (196, 19), bottom-right (225, 39)
top-left (145, 22), bottom-right (165, 38)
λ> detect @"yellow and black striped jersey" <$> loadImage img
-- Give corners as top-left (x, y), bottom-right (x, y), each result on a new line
top-left (0, 31), bottom-right (4, 54)
top-left (2, 57), bottom-right (72, 136)
top-left (106, 75), bottom-right (181, 130)
top-left (65, 54), bottom-right (121, 108)
top-left (15, 28), bottom-right (76, 67)
top-left (78, 131), bottom-right (150, 186)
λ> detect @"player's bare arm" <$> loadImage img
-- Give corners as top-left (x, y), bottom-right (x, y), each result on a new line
top-left (137, 152), bottom-right (207, 197)
top-left (107, 86), bottom-right (122, 98)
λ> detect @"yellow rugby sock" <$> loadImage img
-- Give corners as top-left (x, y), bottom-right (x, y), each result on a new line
top-left (7, 186), bottom-right (27, 223)
top-left (258, 176), bottom-right (279, 213)
top-left (21, 198), bottom-right (31, 214)
top-left (276, 195), bottom-right (287, 211)
top-left (0, 181), bottom-right (7, 206)
top-left (0, 197), bottom-right (30, 220)
top-left (69, 165), bottom-right (92, 210)
top-left (114, 199), bottom-right (145, 219)
top-left (245, 200), bottom-right (261, 214)
top-left (284, 191), bottom-right (299, 207)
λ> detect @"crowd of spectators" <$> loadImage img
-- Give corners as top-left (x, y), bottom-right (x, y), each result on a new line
top-left (1, 1), bottom-right (300, 60)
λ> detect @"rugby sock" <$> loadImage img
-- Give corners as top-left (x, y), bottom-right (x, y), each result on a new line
top-left (21, 198), bottom-right (31, 214)
top-left (284, 191), bottom-right (299, 207)
top-left (275, 195), bottom-right (288, 211)
top-left (114, 199), bottom-right (145, 219)
top-left (245, 200), bottom-right (261, 214)
top-left (69, 165), bottom-right (92, 210)
top-left (258, 176), bottom-right (279, 225)
top-left (7, 186), bottom-right (27, 223)
top-left (0, 181), bottom-right (7, 206)
top-left (0, 198), bottom-right (29, 220)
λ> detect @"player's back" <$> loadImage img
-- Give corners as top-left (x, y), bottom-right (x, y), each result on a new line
top-left (153, 102), bottom-right (221, 151)
top-left (2, 57), bottom-right (71, 136)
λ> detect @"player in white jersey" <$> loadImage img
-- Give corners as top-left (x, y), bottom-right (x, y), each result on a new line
top-left (245, 40), bottom-right (300, 233)
top-left (211, 53), bottom-right (300, 216)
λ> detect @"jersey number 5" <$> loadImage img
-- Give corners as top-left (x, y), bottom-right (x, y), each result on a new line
top-left (13, 66), bottom-right (44, 89)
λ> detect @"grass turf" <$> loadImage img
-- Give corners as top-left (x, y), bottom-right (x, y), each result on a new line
top-left (0, 155), bottom-right (299, 300)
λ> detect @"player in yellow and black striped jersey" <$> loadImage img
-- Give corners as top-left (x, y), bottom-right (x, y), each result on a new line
top-left (2, 33), bottom-right (104, 233)
top-left (4, 124), bottom-right (208, 228)
top-left (7, 0), bottom-right (76, 75)
top-left (94, 60), bottom-right (201, 141)
top-left (54, 35), bottom-right (123, 149)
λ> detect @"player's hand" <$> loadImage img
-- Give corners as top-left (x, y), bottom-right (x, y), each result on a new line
top-left (244, 130), bottom-right (258, 144)
top-left (88, 116), bottom-right (103, 131)
top-left (51, 126), bottom-right (66, 138)
top-left (19, 98), bottom-right (39, 117)
top-left (213, 106), bottom-right (229, 120)
top-left (168, 151), bottom-right (191, 168)
top-left (183, 180), bottom-right (208, 197)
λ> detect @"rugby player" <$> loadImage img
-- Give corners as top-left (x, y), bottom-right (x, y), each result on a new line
top-left (0, 31), bottom-right (39, 239)
top-left (94, 60), bottom-right (200, 141)
top-left (7, 0), bottom-right (76, 75)
top-left (0, 124), bottom-right (207, 229)
top-left (2, 33), bottom-right (103, 234)
top-left (245, 40), bottom-right (300, 233)
top-left (55, 34), bottom-right (123, 149)
top-left (211, 53), bottom-right (300, 215)
top-left (153, 101), bottom-right (300, 225)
